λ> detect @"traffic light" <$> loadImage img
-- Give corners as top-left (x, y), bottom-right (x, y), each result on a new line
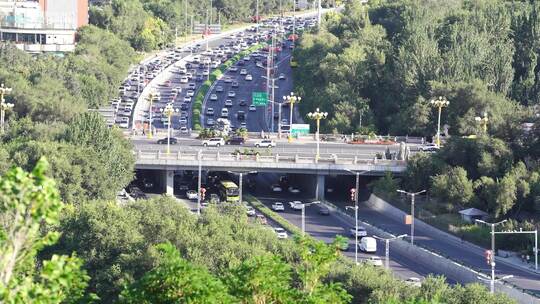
top-left (350, 188), bottom-right (356, 202)
top-left (200, 187), bottom-right (206, 201)
top-left (485, 250), bottom-right (493, 266)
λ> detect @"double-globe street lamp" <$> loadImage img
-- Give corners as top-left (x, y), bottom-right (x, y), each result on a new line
top-left (160, 103), bottom-right (179, 154)
top-left (307, 108), bottom-right (328, 161)
top-left (396, 189), bottom-right (426, 245)
top-left (430, 96), bottom-right (449, 147)
top-left (147, 90), bottom-right (157, 139)
top-left (283, 92), bottom-right (301, 140)
top-left (0, 84), bottom-right (13, 134)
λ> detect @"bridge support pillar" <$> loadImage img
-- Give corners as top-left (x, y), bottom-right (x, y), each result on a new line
top-left (315, 174), bottom-right (325, 201)
top-left (163, 170), bottom-right (174, 196)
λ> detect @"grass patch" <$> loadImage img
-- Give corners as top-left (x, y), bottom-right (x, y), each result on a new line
top-left (244, 194), bottom-right (303, 236)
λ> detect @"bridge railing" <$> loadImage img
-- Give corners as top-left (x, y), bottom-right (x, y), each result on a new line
top-left (135, 150), bottom-right (406, 166)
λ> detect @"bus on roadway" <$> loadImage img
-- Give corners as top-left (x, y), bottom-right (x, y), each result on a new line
top-left (218, 180), bottom-right (240, 202)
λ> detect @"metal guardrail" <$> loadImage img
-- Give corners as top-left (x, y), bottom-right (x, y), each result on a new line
top-left (135, 150), bottom-right (407, 167)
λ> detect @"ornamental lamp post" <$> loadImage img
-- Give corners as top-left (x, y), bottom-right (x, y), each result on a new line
top-left (147, 90), bottom-right (157, 139)
top-left (283, 92), bottom-right (301, 141)
top-left (307, 108), bottom-right (328, 161)
top-left (430, 96), bottom-right (449, 147)
top-left (0, 84), bottom-right (13, 134)
top-left (475, 112), bottom-right (489, 134)
top-left (160, 103), bottom-right (179, 154)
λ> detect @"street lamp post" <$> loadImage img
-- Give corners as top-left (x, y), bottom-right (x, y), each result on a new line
top-left (301, 201), bottom-right (321, 236)
top-left (475, 112), bottom-right (489, 134)
top-left (147, 90), bottom-right (156, 138)
top-left (475, 219), bottom-right (508, 294)
top-left (430, 96), bottom-right (449, 147)
top-left (307, 108), bottom-right (328, 161)
top-left (346, 205), bottom-right (359, 264)
top-left (283, 92), bottom-right (301, 140)
top-left (160, 103), bottom-right (179, 154)
top-left (396, 189), bottom-right (426, 245)
top-left (0, 84), bottom-right (13, 134)
top-left (197, 150), bottom-right (202, 215)
top-left (373, 234), bottom-right (407, 269)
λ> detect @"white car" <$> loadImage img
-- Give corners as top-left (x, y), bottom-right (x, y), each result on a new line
top-left (271, 184), bottom-right (282, 192)
top-left (206, 118), bottom-right (215, 126)
top-left (228, 91), bottom-right (236, 98)
top-left (289, 201), bottom-right (303, 210)
top-left (224, 99), bottom-right (233, 107)
top-left (288, 186), bottom-right (300, 194)
top-left (184, 96), bottom-right (192, 103)
top-left (206, 108), bottom-right (214, 116)
top-left (246, 206), bottom-right (256, 217)
top-left (365, 257), bottom-right (383, 267)
top-left (186, 190), bottom-right (198, 200)
top-left (405, 277), bottom-right (422, 287)
top-left (274, 227), bottom-right (288, 239)
top-left (272, 202), bottom-right (285, 211)
top-left (180, 76), bottom-right (188, 83)
top-left (202, 137), bottom-right (225, 147)
top-left (420, 143), bottom-right (439, 152)
top-left (254, 139), bottom-right (276, 148)
top-left (186, 90), bottom-right (195, 97)
top-left (245, 74), bottom-right (253, 81)
top-left (240, 69), bottom-right (247, 75)
top-left (210, 94), bottom-right (218, 101)
top-left (350, 226), bottom-right (367, 237)
top-left (249, 105), bottom-right (256, 111)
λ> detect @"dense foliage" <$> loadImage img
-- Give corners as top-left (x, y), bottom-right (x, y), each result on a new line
top-left (90, 0), bottom-right (294, 51)
top-left (295, 0), bottom-right (540, 227)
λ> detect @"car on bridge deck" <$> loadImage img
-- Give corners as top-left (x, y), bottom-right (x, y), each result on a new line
top-left (202, 137), bottom-right (225, 147)
top-left (254, 139), bottom-right (276, 148)
top-left (288, 186), bottom-right (300, 194)
top-left (157, 137), bottom-right (178, 145)
top-left (271, 184), bottom-right (282, 192)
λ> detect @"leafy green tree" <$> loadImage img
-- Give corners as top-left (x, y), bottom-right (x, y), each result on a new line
top-left (120, 243), bottom-right (234, 304)
top-left (225, 254), bottom-right (297, 303)
top-left (63, 112), bottom-right (135, 200)
top-left (403, 153), bottom-right (445, 192)
top-left (0, 159), bottom-right (92, 303)
top-left (431, 166), bottom-right (474, 207)
top-left (370, 171), bottom-right (400, 200)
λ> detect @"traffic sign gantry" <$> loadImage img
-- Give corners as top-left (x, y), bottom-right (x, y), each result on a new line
top-left (252, 92), bottom-right (268, 106)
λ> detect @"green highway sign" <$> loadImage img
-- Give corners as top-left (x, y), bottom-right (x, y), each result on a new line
top-left (252, 92), bottom-right (268, 106)
top-left (291, 124), bottom-right (310, 135)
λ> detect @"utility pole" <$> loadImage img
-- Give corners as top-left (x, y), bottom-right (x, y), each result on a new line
top-left (397, 189), bottom-right (426, 245)
top-left (197, 150), bottom-right (202, 215)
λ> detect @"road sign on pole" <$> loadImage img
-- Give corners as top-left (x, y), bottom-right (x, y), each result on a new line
top-left (290, 124), bottom-right (310, 136)
top-left (252, 92), bottom-right (268, 106)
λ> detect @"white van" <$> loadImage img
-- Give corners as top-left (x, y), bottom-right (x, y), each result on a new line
top-left (359, 237), bottom-right (377, 253)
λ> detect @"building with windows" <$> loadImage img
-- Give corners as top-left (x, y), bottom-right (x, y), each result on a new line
top-left (0, 0), bottom-right (88, 53)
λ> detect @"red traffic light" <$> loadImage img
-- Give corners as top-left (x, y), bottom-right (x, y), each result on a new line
top-left (200, 188), bottom-right (206, 193)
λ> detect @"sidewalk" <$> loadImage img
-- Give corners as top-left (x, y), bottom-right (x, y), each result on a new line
top-left (497, 250), bottom-right (540, 275)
